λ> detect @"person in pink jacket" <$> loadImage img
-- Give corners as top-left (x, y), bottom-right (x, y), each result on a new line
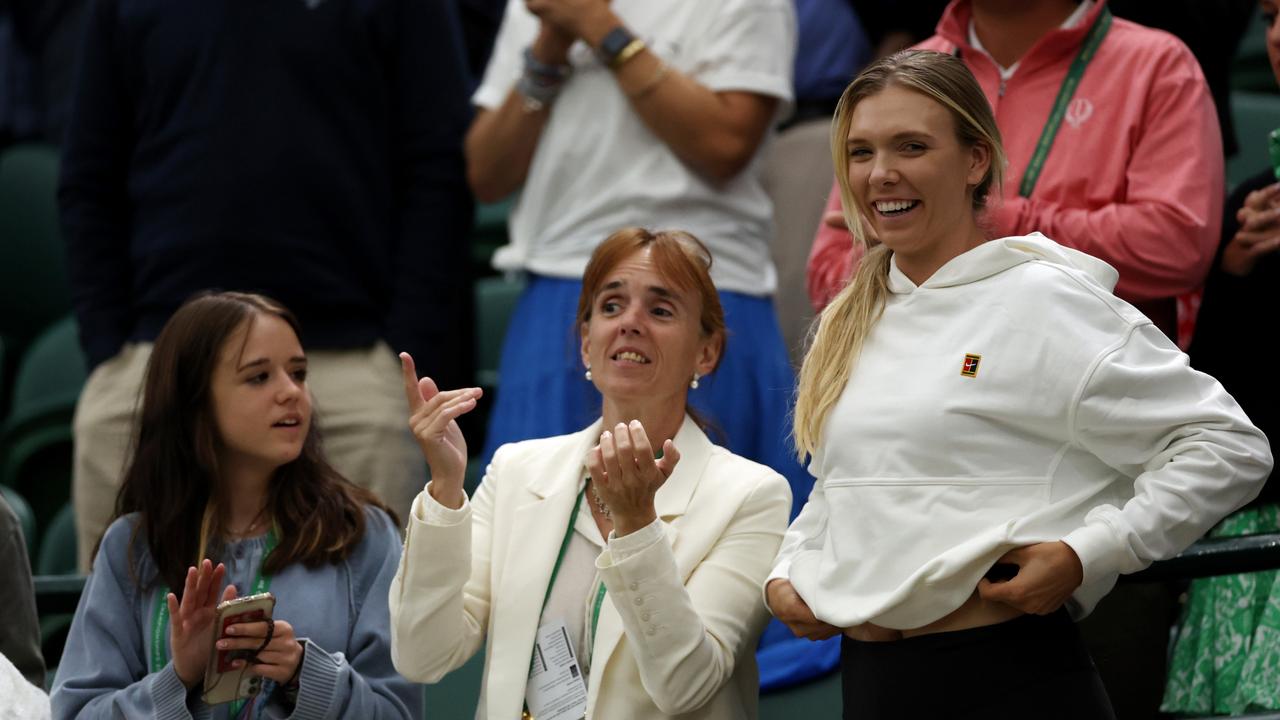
top-left (806, 0), bottom-right (1223, 345)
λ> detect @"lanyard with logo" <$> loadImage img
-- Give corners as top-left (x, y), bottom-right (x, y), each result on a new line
top-left (523, 489), bottom-right (608, 720)
top-left (1017, 6), bottom-right (1112, 197)
top-left (150, 529), bottom-right (278, 718)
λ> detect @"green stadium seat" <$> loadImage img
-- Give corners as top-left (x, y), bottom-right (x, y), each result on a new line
top-left (0, 484), bottom-right (37, 560)
top-left (1227, 91), bottom-right (1280, 188)
top-left (36, 503), bottom-right (77, 576)
top-left (422, 649), bottom-right (485, 720)
top-left (759, 669), bottom-right (841, 719)
top-left (471, 198), bottom-right (513, 269)
top-left (1, 316), bottom-right (88, 531)
top-left (0, 144), bottom-right (70, 345)
top-left (474, 275), bottom-right (526, 389)
top-left (1232, 6), bottom-right (1276, 95)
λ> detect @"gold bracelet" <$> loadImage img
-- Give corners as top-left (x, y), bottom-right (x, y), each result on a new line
top-left (611, 38), bottom-right (647, 69)
top-left (628, 61), bottom-right (670, 100)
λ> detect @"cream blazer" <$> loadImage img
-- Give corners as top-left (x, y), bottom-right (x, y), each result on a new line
top-left (389, 416), bottom-right (792, 719)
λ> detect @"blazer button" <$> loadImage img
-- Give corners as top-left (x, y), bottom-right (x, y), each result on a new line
top-left (646, 626), bottom-right (657, 636)
top-left (641, 612), bottom-right (650, 622)
top-left (634, 597), bottom-right (644, 606)
top-left (629, 581), bottom-right (639, 591)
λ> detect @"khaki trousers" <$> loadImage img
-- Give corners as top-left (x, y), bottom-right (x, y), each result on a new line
top-left (760, 117), bottom-right (836, 366)
top-left (72, 341), bottom-right (425, 570)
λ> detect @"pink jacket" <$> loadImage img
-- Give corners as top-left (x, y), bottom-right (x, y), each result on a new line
top-left (807, 0), bottom-right (1223, 336)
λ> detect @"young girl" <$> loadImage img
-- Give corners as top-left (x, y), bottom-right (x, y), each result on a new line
top-left (51, 292), bottom-right (418, 719)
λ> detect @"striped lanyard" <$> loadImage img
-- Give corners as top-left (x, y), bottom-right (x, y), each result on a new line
top-left (1017, 7), bottom-right (1112, 198)
top-left (150, 529), bottom-right (278, 717)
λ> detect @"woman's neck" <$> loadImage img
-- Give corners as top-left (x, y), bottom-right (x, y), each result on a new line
top-left (971, 0), bottom-right (1080, 68)
top-left (895, 220), bottom-right (989, 286)
top-left (221, 465), bottom-right (273, 537)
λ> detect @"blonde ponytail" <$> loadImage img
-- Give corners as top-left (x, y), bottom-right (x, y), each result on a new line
top-left (792, 244), bottom-right (892, 458)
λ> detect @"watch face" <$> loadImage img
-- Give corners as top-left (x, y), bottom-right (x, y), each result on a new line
top-left (600, 27), bottom-right (634, 61)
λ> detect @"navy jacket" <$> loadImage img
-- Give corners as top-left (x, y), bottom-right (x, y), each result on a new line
top-left (60, 0), bottom-right (473, 378)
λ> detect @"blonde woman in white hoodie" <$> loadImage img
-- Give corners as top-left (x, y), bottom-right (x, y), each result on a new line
top-left (767, 49), bottom-right (1273, 720)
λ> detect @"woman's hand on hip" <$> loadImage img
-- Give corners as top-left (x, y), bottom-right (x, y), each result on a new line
top-left (766, 579), bottom-right (841, 641)
top-left (219, 618), bottom-right (305, 686)
top-left (400, 352), bottom-right (480, 509)
top-left (587, 420), bottom-right (680, 536)
top-left (169, 560), bottom-right (236, 688)
top-left (976, 541), bottom-right (1084, 615)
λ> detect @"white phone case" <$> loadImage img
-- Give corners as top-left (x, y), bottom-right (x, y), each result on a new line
top-left (202, 592), bottom-right (276, 705)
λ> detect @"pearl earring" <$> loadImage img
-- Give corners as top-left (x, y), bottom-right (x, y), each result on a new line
top-left (690, 373), bottom-right (700, 390)
top-left (584, 365), bottom-right (593, 382)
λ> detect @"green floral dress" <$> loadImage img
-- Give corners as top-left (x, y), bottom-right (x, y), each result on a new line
top-left (1162, 505), bottom-right (1280, 716)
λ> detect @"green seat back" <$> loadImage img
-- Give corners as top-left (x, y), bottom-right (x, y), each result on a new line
top-left (471, 199), bottom-right (512, 268)
top-left (1231, 6), bottom-right (1275, 94)
top-left (1228, 91), bottom-right (1280, 188)
top-left (36, 503), bottom-right (77, 576)
top-left (0, 144), bottom-right (70, 343)
top-left (422, 649), bottom-right (485, 720)
top-left (474, 276), bottom-right (525, 388)
top-left (2, 317), bottom-right (87, 530)
top-left (3, 316), bottom-right (87, 437)
top-left (759, 670), bottom-right (841, 719)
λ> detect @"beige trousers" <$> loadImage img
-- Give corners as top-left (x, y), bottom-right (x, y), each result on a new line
top-left (72, 341), bottom-right (425, 570)
top-left (760, 117), bottom-right (836, 366)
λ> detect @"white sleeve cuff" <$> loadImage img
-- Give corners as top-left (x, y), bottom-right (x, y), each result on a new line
top-left (603, 518), bottom-right (666, 565)
top-left (412, 483), bottom-right (470, 527)
top-left (1061, 520), bottom-right (1125, 589)
top-left (761, 561), bottom-right (792, 614)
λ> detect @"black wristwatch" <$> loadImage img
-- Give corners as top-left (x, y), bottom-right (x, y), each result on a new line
top-left (597, 26), bottom-right (637, 67)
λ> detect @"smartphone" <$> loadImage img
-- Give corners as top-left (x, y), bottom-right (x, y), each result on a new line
top-left (202, 592), bottom-right (276, 705)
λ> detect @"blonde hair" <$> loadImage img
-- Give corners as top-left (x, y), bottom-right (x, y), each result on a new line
top-left (792, 50), bottom-right (1006, 458)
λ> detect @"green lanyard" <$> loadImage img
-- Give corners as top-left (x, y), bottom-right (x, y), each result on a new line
top-left (1017, 7), bottom-right (1112, 198)
top-left (540, 490), bottom-right (609, 642)
top-left (150, 529), bottom-right (278, 717)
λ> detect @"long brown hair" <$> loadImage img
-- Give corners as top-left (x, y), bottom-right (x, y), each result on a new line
top-left (109, 291), bottom-right (395, 594)
top-left (793, 50), bottom-right (1006, 458)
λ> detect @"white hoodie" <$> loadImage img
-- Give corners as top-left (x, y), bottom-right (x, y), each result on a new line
top-left (771, 234), bottom-right (1272, 630)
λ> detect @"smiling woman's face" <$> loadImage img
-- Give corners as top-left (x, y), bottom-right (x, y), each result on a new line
top-left (579, 248), bottom-right (718, 409)
top-left (845, 84), bottom-right (989, 265)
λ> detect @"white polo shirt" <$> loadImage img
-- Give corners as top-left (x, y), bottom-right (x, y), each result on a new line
top-left (474, 0), bottom-right (796, 296)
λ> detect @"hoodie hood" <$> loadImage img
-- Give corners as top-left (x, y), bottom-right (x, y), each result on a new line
top-left (888, 232), bottom-right (1120, 294)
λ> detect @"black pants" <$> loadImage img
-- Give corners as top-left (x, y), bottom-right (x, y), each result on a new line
top-left (840, 610), bottom-right (1116, 720)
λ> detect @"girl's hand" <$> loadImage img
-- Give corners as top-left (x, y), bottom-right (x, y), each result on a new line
top-left (586, 420), bottom-right (680, 536)
top-left (400, 352), bottom-right (480, 510)
top-left (766, 579), bottom-right (841, 641)
top-left (976, 541), bottom-right (1084, 615)
top-left (169, 560), bottom-right (236, 688)
top-left (218, 618), bottom-right (305, 685)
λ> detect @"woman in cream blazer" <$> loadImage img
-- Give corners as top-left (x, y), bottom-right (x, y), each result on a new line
top-left (389, 228), bottom-right (792, 719)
